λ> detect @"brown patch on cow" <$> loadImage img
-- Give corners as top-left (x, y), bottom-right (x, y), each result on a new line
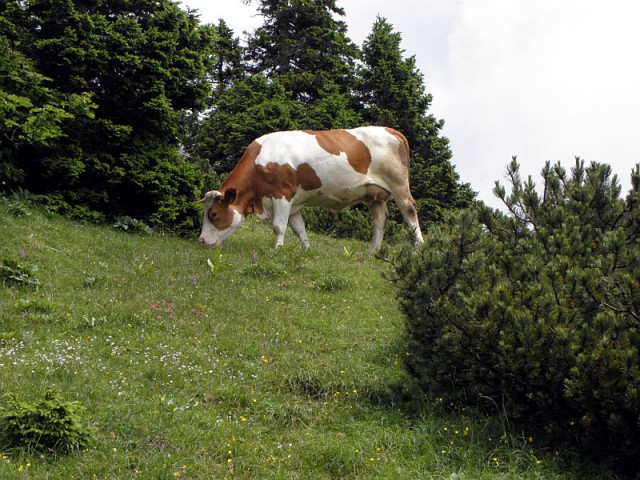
top-left (222, 141), bottom-right (263, 194)
top-left (384, 127), bottom-right (410, 167)
top-left (218, 141), bottom-right (264, 215)
top-left (254, 162), bottom-right (298, 200)
top-left (253, 162), bottom-right (322, 200)
top-left (216, 139), bottom-right (323, 216)
top-left (305, 130), bottom-right (372, 174)
top-left (297, 163), bottom-right (322, 190)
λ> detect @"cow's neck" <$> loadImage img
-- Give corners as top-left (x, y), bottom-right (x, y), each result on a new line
top-left (235, 192), bottom-right (263, 217)
top-left (221, 179), bottom-right (263, 217)
top-left (221, 144), bottom-right (264, 217)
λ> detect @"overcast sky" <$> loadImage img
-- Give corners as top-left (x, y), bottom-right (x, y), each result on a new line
top-left (179, 0), bottom-right (640, 208)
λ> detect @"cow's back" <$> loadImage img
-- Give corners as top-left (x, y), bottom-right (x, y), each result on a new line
top-left (251, 127), bottom-right (408, 210)
top-left (255, 126), bottom-right (406, 179)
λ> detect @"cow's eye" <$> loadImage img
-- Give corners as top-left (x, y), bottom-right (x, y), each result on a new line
top-left (208, 212), bottom-right (217, 221)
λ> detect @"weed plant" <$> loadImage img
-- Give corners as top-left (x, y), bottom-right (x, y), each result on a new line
top-left (0, 207), bottom-right (616, 478)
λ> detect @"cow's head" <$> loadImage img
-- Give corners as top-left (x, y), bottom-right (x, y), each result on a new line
top-left (198, 188), bottom-right (244, 247)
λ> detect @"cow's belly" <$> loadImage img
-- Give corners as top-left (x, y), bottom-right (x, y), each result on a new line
top-left (294, 180), bottom-right (390, 212)
top-left (260, 184), bottom-right (380, 220)
top-left (298, 184), bottom-right (368, 210)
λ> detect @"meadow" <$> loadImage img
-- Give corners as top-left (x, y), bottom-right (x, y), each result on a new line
top-left (0, 202), bottom-right (616, 479)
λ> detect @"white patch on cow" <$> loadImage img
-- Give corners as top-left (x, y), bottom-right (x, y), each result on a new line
top-left (349, 127), bottom-right (398, 191)
top-left (255, 129), bottom-right (381, 211)
top-left (255, 131), bottom-right (350, 169)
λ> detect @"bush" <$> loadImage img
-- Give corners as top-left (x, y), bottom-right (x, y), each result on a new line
top-left (0, 390), bottom-right (95, 454)
top-left (36, 193), bottom-right (106, 224)
top-left (6, 201), bottom-right (31, 217)
top-left (388, 159), bottom-right (640, 472)
top-left (112, 216), bottom-right (152, 234)
top-left (0, 258), bottom-right (39, 287)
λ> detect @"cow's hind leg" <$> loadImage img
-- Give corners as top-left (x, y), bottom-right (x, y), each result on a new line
top-left (395, 190), bottom-right (423, 246)
top-left (289, 211), bottom-right (310, 249)
top-left (367, 197), bottom-right (389, 255)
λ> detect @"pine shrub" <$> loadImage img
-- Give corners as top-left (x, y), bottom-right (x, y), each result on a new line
top-left (0, 390), bottom-right (95, 454)
top-left (389, 159), bottom-right (640, 471)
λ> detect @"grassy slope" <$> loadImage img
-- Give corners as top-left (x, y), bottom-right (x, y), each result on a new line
top-left (0, 203), bottom-right (613, 479)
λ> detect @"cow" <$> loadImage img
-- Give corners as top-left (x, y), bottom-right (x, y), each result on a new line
top-left (198, 126), bottom-right (424, 254)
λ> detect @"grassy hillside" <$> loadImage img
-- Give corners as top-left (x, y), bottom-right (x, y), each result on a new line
top-left (0, 201), bottom-right (614, 479)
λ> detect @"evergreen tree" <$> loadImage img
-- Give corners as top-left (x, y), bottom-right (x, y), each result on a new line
top-left (242, 0), bottom-right (361, 131)
top-left (193, 0), bottom-right (362, 183)
top-left (209, 19), bottom-right (245, 96)
top-left (358, 17), bottom-right (473, 223)
top-left (190, 75), bottom-right (301, 176)
top-left (2, 0), bottom-right (215, 230)
top-left (246, 0), bottom-right (358, 105)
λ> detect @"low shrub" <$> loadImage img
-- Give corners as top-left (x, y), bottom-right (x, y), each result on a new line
top-left (112, 216), bottom-right (152, 234)
top-left (303, 205), bottom-right (372, 241)
top-left (0, 390), bottom-right (95, 454)
top-left (6, 202), bottom-right (31, 217)
top-left (36, 194), bottom-right (106, 224)
top-left (0, 258), bottom-right (39, 287)
top-left (389, 159), bottom-right (640, 473)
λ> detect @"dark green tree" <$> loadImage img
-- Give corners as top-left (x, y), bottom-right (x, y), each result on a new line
top-left (190, 75), bottom-right (301, 176)
top-left (389, 158), bottom-right (640, 473)
top-left (192, 0), bottom-right (362, 189)
top-left (209, 19), bottom-right (245, 96)
top-left (0, 2), bottom-right (94, 187)
top-left (2, 0), bottom-right (215, 230)
top-left (181, 17), bottom-right (246, 187)
top-left (246, 0), bottom-right (358, 105)
top-left (242, 0), bottom-right (361, 131)
top-left (358, 17), bottom-right (473, 224)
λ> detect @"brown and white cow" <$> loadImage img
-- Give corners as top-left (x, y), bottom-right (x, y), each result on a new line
top-left (198, 126), bottom-right (423, 254)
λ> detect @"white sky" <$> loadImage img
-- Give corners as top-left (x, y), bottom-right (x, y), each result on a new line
top-left (180, 0), bottom-right (640, 207)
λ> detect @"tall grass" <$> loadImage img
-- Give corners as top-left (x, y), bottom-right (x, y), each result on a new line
top-left (0, 200), bottom-right (615, 478)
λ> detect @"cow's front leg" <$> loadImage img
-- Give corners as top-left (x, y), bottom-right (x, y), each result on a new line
top-left (271, 198), bottom-right (292, 248)
top-left (289, 211), bottom-right (310, 249)
top-left (367, 199), bottom-right (389, 255)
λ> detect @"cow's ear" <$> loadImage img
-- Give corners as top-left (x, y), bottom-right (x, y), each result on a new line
top-left (222, 188), bottom-right (237, 205)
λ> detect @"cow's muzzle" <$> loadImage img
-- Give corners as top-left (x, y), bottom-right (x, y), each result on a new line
top-left (198, 235), bottom-right (221, 247)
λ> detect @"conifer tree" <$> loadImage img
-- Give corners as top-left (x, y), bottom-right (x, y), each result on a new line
top-left (242, 0), bottom-right (361, 130)
top-left (193, 0), bottom-right (362, 182)
top-left (390, 158), bottom-right (640, 472)
top-left (190, 75), bottom-right (301, 175)
top-left (358, 17), bottom-right (473, 223)
top-left (210, 19), bottom-right (245, 96)
top-left (246, 0), bottom-right (358, 106)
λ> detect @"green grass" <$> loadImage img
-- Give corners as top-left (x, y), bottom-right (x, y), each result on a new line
top-left (0, 200), bottom-right (616, 479)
